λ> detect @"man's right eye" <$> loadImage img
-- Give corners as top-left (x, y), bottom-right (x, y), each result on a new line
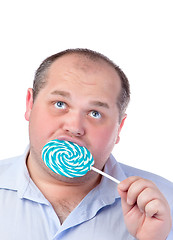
top-left (54, 101), bottom-right (67, 109)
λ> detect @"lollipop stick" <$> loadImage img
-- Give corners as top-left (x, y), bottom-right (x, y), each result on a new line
top-left (91, 166), bottom-right (120, 184)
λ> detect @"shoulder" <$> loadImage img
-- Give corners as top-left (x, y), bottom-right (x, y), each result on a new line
top-left (0, 156), bottom-right (21, 171)
top-left (0, 155), bottom-right (24, 186)
top-left (0, 147), bottom-right (29, 175)
top-left (119, 162), bottom-right (173, 205)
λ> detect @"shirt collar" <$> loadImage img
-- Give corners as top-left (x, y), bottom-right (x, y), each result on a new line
top-left (81, 154), bottom-right (127, 207)
top-left (99, 154), bottom-right (127, 201)
top-left (0, 146), bottom-right (49, 205)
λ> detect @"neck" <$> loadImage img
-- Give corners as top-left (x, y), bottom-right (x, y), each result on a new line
top-left (26, 151), bottom-right (101, 202)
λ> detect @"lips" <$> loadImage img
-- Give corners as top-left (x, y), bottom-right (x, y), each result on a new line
top-left (56, 136), bottom-right (86, 148)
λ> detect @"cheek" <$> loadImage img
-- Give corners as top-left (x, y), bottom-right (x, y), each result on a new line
top-left (89, 124), bottom-right (118, 164)
top-left (92, 121), bottom-right (118, 145)
top-left (94, 127), bottom-right (116, 149)
top-left (29, 106), bottom-right (55, 147)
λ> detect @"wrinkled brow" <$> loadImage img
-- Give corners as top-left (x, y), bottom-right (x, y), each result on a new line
top-left (89, 101), bottom-right (109, 109)
top-left (50, 90), bottom-right (110, 109)
top-left (50, 90), bottom-right (71, 98)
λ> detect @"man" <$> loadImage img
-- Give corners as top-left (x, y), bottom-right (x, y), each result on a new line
top-left (0, 48), bottom-right (172, 239)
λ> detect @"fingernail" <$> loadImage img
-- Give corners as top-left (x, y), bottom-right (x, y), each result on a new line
top-left (127, 198), bottom-right (132, 205)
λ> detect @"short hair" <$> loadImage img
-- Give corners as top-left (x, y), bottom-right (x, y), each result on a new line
top-left (33, 48), bottom-right (130, 122)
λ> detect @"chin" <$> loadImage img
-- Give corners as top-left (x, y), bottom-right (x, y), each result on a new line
top-left (49, 170), bottom-right (100, 185)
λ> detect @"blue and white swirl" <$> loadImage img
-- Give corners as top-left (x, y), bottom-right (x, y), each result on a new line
top-left (42, 139), bottom-right (94, 178)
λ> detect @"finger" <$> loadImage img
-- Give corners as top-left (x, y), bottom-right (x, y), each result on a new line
top-left (124, 178), bottom-right (154, 206)
top-left (117, 188), bottom-right (136, 215)
top-left (118, 176), bottom-right (141, 192)
top-left (137, 187), bottom-right (161, 213)
top-left (145, 198), bottom-right (168, 219)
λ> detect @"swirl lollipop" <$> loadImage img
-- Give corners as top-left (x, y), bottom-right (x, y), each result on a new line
top-left (42, 139), bottom-right (94, 178)
top-left (42, 139), bottom-right (120, 183)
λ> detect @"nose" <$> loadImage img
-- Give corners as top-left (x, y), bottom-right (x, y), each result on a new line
top-left (62, 111), bottom-right (85, 137)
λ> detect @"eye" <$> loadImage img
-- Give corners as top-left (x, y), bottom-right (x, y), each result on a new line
top-left (54, 101), bottom-right (67, 109)
top-left (89, 110), bottom-right (102, 119)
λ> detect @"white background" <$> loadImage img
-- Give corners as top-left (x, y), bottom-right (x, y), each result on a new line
top-left (0, 0), bottom-right (172, 181)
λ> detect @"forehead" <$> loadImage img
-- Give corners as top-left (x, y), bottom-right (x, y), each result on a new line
top-left (50, 53), bottom-right (117, 72)
top-left (50, 53), bottom-right (103, 69)
top-left (48, 53), bottom-right (120, 82)
top-left (38, 54), bottom-right (122, 111)
top-left (44, 54), bottom-right (122, 103)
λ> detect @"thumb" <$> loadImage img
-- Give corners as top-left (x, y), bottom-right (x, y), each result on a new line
top-left (118, 183), bottom-right (134, 215)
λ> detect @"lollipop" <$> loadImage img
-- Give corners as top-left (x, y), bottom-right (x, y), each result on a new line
top-left (42, 139), bottom-right (94, 178)
top-left (42, 139), bottom-right (120, 183)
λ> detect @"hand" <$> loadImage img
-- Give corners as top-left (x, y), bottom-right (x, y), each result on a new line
top-left (118, 176), bottom-right (172, 240)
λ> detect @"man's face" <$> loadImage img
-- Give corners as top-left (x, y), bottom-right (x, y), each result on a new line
top-left (25, 54), bottom-right (125, 182)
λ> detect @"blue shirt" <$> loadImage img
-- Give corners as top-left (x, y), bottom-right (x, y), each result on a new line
top-left (0, 147), bottom-right (173, 240)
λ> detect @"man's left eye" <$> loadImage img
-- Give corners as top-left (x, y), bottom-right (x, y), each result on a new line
top-left (54, 101), bottom-right (66, 109)
top-left (89, 110), bottom-right (101, 119)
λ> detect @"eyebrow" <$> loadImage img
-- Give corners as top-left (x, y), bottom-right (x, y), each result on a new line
top-left (89, 101), bottom-right (109, 109)
top-left (50, 90), bottom-right (71, 98)
top-left (50, 90), bottom-right (109, 109)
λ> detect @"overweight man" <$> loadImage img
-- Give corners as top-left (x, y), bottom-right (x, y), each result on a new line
top-left (0, 48), bottom-right (172, 239)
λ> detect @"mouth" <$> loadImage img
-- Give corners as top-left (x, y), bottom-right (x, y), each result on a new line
top-left (56, 136), bottom-right (86, 148)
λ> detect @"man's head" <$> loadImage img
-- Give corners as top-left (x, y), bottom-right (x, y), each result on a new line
top-left (25, 49), bottom-right (130, 183)
top-left (32, 49), bottom-right (130, 122)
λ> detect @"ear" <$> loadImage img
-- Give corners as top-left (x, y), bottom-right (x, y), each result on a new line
top-left (115, 114), bottom-right (127, 144)
top-left (24, 88), bottom-right (33, 121)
